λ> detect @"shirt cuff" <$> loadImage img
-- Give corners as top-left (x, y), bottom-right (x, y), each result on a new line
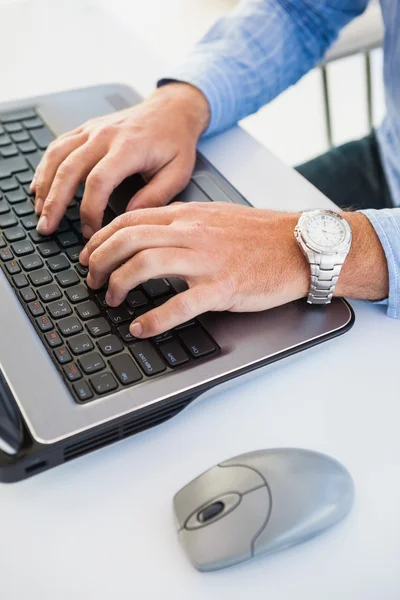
top-left (360, 208), bottom-right (400, 318)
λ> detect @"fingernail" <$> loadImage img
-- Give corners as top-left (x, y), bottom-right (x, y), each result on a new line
top-left (130, 322), bottom-right (143, 338)
top-left (79, 247), bottom-right (89, 265)
top-left (37, 215), bottom-right (48, 234)
top-left (82, 224), bottom-right (94, 239)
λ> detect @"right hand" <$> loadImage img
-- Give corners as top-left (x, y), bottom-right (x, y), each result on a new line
top-left (32, 83), bottom-right (210, 238)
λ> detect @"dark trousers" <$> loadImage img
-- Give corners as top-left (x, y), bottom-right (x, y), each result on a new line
top-left (295, 132), bottom-right (393, 210)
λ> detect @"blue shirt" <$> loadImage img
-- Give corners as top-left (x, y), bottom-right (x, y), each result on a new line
top-left (160, 0), bottom-right (400, 317)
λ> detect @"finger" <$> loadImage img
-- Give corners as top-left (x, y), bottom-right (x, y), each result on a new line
top-left (33, 133), bottom-right (87, 208)
top-left (79, 206), bottom-right (177, 265)
top-left (79, 150), bottom-right (151, 239)
top-left (126, 156), bottom-right (193, 211)
top-left (130, 284), bottom-right (218, 338)
top-left (37, 140), bottom-right (106, 235)
top-left (105, 248), bottom-right (201, 307)
top-left (86, 225), bottom-right (186, 290)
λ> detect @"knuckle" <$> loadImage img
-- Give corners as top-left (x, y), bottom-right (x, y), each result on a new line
top-left (109, 270), bottom-right (126, 295)
top-left (56, 160), bottom-right (74, 180)
top-left (88, 249), bottom-right (103, 276)
top-left (86, 169), bottom-right (107, 191)
top-left (136, 249), bottom-right (155, 272)
top-left (92, 123), bottom-right (117, 141)
top-left (174, 294), bottom-right (193, 320)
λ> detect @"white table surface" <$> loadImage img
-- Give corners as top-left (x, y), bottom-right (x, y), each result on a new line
top-left (0, 2), bottom-right (399, 599)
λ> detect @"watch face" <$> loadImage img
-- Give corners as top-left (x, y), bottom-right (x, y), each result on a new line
top-left (305, 213), bottom-right (347, 248)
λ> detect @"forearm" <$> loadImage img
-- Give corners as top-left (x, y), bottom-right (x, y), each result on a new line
top-left (159, 0), bottom-right (368, 136)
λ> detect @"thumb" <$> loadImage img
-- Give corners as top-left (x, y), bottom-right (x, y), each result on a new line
top-left (126, 158), bottom-right (193, 211)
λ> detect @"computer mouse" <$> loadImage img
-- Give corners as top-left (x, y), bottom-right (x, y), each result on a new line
top-left (173, 448), bottom-right (354, 572)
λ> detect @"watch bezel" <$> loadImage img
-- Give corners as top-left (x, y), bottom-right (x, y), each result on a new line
top-left (295, 209), bottom-right (352, 254)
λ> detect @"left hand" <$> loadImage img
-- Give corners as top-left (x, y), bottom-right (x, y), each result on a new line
top-left (79, 202), bottom-right (309, 338)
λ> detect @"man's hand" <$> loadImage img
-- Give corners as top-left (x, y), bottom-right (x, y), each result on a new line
top-left (31, 83), bottom-right (210, 238)
top-left (79, 203), bottom-right (310, 338)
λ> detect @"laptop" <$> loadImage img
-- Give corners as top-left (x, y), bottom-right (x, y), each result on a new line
top-left (0, 84), bottom-right (354, 482)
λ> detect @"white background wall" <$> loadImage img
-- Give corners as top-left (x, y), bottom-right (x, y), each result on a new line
top-left (1, 0), bottom-right (386, 167)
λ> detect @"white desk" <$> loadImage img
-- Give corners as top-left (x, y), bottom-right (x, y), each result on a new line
top-left (1, 2), bottom-right (399, 599)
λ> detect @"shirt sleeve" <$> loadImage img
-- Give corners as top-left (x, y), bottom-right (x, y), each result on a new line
top-left (158, 0), bottom-right (368, 136)
top-left (360, 208), bottom-right (400, 318)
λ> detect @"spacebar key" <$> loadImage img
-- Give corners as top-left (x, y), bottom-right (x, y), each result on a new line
top-left (26, 151), bottom-right (44, 171)
top-left (0, 156), bottom-right (28, 179)
top-left (130, 341), bottom-right (166, 376)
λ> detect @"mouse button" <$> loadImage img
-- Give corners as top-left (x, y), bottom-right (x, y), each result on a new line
top-left (185, 492), bottom-right (241, 530)
top-left (178, 486), bottom-right (270, 572)
top-left (173, 465), bottom-right (264, 530)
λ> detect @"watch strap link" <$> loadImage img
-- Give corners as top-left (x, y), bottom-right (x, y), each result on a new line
top-left (308, 254), bottom-right (344, 305)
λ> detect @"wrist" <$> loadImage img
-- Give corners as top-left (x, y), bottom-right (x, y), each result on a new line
top-left (152, 82), bottom-right (211, 138)
top-left (334, 211), bottom-right (388, 300)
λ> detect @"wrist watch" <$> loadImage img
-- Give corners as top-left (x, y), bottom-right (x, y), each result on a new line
top-left (294, 209), bottom-right (352, 305)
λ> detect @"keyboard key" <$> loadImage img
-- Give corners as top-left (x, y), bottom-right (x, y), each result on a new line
top-left (13, 201), bottom-right (34, 217)
top-left (29, 230), bottom-right (49, 243)
top-left (26, 151), bottom-right (43, 171)
top-left (75, 300), bottom-right (99, 320)
top-left (28, 300), bottom-right (44, 316)
top-left (97, 335), bottom-right (123, 356)
top-left (153, 295), bottom-right (174, 307)
top-left (63, 363), bottom-right (82, 382)
top-left (159, 340), bottom-right (189, 367)
top-left (95, 290), bottom-right (108, 308)
top-left (78, 352), bottom-right (105, 375)
top-left (117, 323), bottom-right (138, 343)
top-left (0, 213), bottom-right (17, 228)
top-left (0, 247), bottom-right (13, 261)
top-left (152, 330), bottom-right (173, 344)
top-left (0, 108), bottom-right (36, 123)
top-left (67, 334), bottom-right (93, 355)
top-left (37, 241), bottom-right (59, 257)
top-left (22, 117), bottom-right (43, 130)
top-left (56, 270), bottom-right (80, 288)
top-left (0, 155), bottom-right (28, 179)
top-left (0, 134), bottom-right (11, 146)
top-left (75, 184), bottom-right (85, 200)
top-left (75, 263), bottom-right (88, 277)
top-left (20, 253), bottom-right (43, 271)
top-left (6, 189), bottom-right (26, 205)
top-left (65, 206), bottom-right (80, 222)
top-left (65, 284), bottom-right (89, 303)
top-left (54, 347), bottom-right (72, 364)
top-left (85, 317), bottom-right (111, 337)
top-left (29, 126), bottom-right (54, 149)
top-left (5, 260), bottom-right (20, 275)
top-left (44, 331), bottom-right (62, 348)
top-left (0, 177), bottom-right (18, 192)
top-left (11, 239), bottom-right (34, 256)
top-left (16, 170), bottom-right (34, 185)
top-left (0, 145), bottom-right (18, 158)
top-left (57, 316), bottom-right (82, 336)
top-left (73, 380), bottom-right (93, 401)
top-left (66, 245), bottom-right (83, 262)
top-left (57, 231), bottom-right (78, 248)
top-left (4, 227), bottom-right (25, 242)
top-left (56, 218), bottom-right (70, 233)
top-left (106, 305), bottom-right (131, 325)
top-left (73, 221), bottom-right (82, 236)
top-left (12, 272), bottom-right (28, 288)
top-left (28, 268), bottom-right (52, 286)
top-left (48, 299), bottom-right (72, 319)
top-left (129, 341), bottom-right (166, 376)
top-left (90, 371), bottom-right (118, 395)
top-left (142, 279), bottom-right (170, 298)
top-left (36, 314), bottom-right (53, 332)
top-left (18, 141), bottom-right (36, 154)
top-left (109, 354), bottom-right (142, 385)
top-left (37, 283), bottom-right (62, 302)
top-left (0, 199), bottom-right (9, 215)
top-left (4, 122), bottom-right (22, 133)
top-left (178, 327), bottom-right (217, 358)
top-left (11, 131), bottom-right (30, 143)
top-left (0, 236), bottom-right (5, 248)
top-left (46, 254), bottom-right (70, 272)
top-left (125, 289), bottom-right (148, 309)
top-left (20, 287), bottom-right (36, 302)
top-left (20, 214), bottom-right (38, 229)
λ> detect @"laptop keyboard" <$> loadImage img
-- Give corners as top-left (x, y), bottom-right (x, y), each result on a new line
top-left (0, 108), bottom-right (219, 403)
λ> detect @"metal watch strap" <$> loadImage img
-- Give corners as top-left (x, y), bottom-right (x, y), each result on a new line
top-left (308, 254), bottom-right (345, 305)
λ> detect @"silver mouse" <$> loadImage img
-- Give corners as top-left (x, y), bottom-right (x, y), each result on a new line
top-left (173, 448), bottom-right (354, 572)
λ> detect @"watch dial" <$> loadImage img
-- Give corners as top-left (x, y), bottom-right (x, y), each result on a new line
top-left (306, 214), bottom-right (346, 248)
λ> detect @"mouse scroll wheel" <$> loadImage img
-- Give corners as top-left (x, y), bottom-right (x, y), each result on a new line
top-left (197, 501), bottom-right (225, 523)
